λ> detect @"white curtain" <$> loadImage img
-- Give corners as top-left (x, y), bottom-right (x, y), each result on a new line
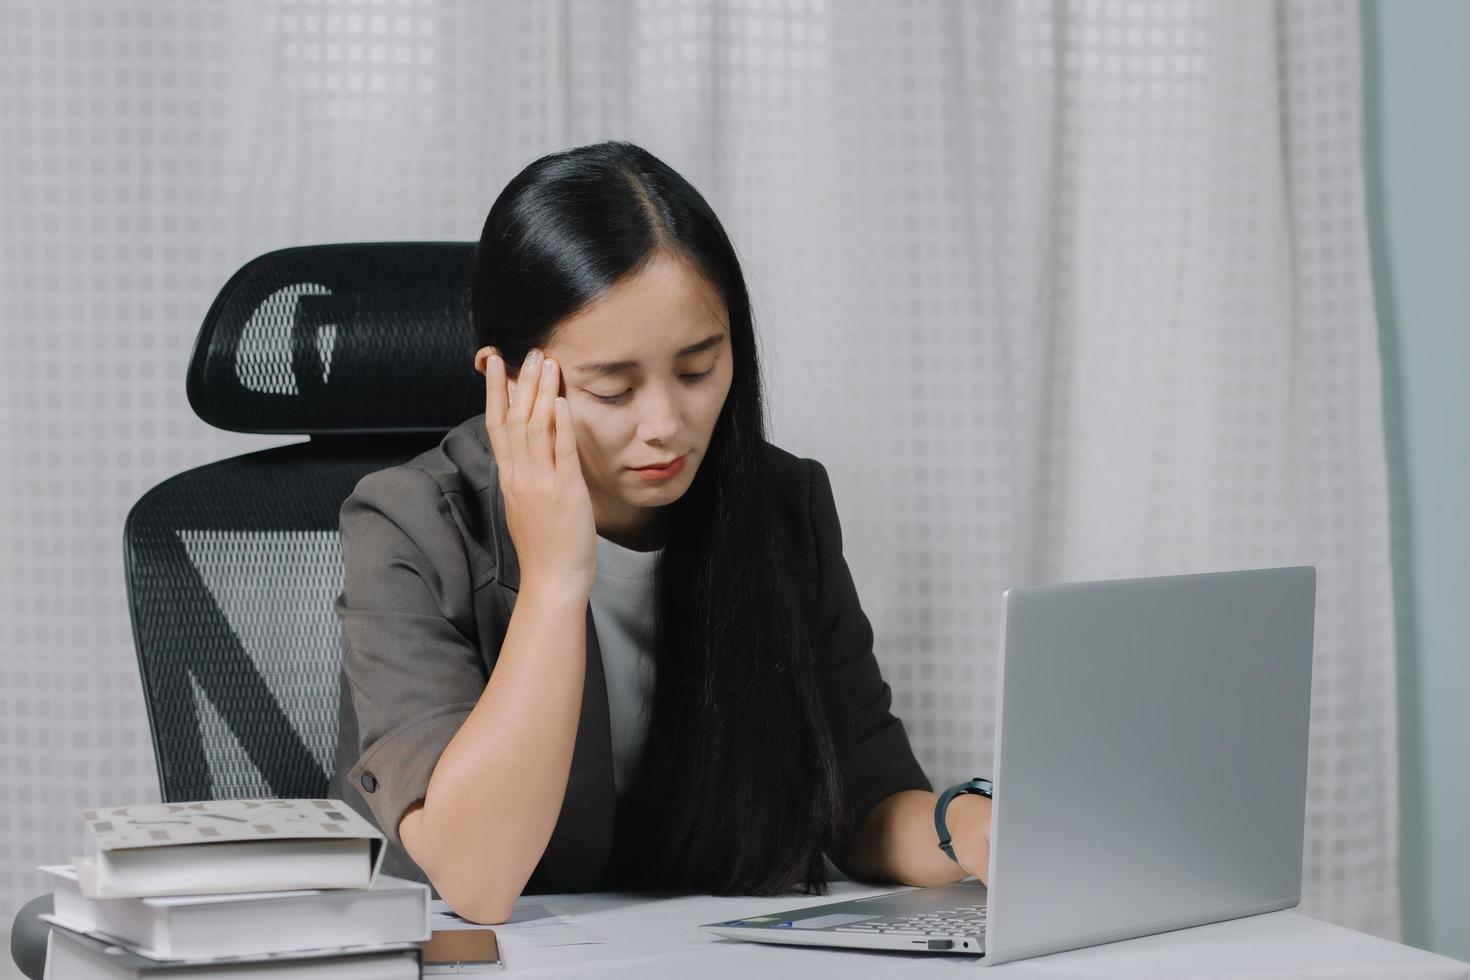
top-left (0, 1), bottom-right (1397, 970)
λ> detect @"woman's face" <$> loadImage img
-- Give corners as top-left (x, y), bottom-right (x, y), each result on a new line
top-left (485, 252), bottom-right (734, 547)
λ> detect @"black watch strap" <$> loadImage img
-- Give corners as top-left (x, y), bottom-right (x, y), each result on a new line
top-left (934, 777), bottom-right (993, 863)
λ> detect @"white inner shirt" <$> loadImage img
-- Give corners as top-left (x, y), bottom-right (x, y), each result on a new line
top-left (588, 533), bottom-right (661, 801)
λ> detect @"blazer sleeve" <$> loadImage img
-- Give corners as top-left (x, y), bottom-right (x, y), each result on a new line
top-left (334, 466), bottom-right (487, 847)
top-left (806, 458), bottom-right (934, 837)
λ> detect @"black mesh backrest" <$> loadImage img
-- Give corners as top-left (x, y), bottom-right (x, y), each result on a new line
top-left (128, 242), bottom-right (481, 802)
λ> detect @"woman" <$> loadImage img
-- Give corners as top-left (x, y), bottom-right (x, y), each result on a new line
top-left (328, 140), bottom-right (992, 924)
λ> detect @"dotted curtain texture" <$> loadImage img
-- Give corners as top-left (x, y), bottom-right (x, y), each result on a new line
top-left (0, 0), bottom-right (1395, 969)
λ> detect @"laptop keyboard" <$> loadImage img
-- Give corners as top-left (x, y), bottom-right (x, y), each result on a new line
top-left (834, 903), bottom-right (987, 936)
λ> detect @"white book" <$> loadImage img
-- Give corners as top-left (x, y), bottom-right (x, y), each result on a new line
top-left (43, 927), bottom-right (420, 980)
top-left (74, 800), bottom-right (385, 899)
top-left (40, 866), bottom-right (430, 960)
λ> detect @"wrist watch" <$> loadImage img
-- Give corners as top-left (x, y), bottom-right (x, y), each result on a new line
top-left (934, 777), bottom-right (993, 863)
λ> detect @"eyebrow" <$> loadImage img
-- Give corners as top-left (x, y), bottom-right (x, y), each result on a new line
top-left (572, 332), bottom-right (726, 377)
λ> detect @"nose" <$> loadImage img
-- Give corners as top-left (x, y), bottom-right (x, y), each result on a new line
top-left (635, 382), bottom-right (680, 444)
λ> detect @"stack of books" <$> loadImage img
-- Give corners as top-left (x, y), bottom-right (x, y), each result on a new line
top-left (38, 799), bottom-right (431, 978)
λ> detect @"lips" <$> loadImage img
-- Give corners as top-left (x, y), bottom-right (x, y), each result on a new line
top-left (634, 454), bottom-right (686, 471)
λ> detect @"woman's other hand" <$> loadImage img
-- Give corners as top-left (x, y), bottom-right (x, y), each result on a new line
top-left (947, 793), bottom-right (992, 885)
top-left (479, 346), bottom-right (597, 599)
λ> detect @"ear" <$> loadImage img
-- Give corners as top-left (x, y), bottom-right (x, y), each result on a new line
top-left (474, 346), bottom-right (500, 375)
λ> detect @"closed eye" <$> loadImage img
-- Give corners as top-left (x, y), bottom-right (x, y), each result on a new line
top-left (590, 369), bottom-right (714, 405)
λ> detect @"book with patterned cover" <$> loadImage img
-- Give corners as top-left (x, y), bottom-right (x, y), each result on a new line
top-left (73, 799), bottom-right (386, 899)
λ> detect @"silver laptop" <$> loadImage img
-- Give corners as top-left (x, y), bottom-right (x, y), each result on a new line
top-left (701, 565), bottom-right (1316, 965)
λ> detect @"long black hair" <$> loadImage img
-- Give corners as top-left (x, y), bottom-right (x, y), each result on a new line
top-left (468, 141), bottom-right (851, 896)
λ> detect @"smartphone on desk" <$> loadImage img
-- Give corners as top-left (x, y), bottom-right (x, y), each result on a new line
top-left (420, 928), bottom-right (506, 973)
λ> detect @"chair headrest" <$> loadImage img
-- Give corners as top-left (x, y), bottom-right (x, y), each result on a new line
top-left (186, 242), bottom-right (483, 435)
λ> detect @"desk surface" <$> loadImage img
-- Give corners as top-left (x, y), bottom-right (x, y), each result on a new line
top-left (498, 881), bottom-right (1469, 979)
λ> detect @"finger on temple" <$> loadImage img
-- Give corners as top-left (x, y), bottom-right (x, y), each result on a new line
top-left (529, 358), bottom-right (558, 461)
top-left (554, 398), bottom-right (577, 465)
top-left (484, 351), bottom-right (508, 428)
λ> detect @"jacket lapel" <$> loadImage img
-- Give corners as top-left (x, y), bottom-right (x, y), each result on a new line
top-left (532, 602), bottom-right (616, 890)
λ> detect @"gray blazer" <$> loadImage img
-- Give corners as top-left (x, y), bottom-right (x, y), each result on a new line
top-left (328, 414), bottom-right (931, 895)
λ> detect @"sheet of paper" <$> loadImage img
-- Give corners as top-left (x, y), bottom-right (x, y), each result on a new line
top-left (429, 899), bottom-right (605, 949)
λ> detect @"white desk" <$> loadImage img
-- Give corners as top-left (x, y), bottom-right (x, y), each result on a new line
top-left (499, 881), bottom-right (1470, 979)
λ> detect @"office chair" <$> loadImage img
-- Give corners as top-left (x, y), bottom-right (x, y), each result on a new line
top-left (10, 241), bottom-right (482, 979)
